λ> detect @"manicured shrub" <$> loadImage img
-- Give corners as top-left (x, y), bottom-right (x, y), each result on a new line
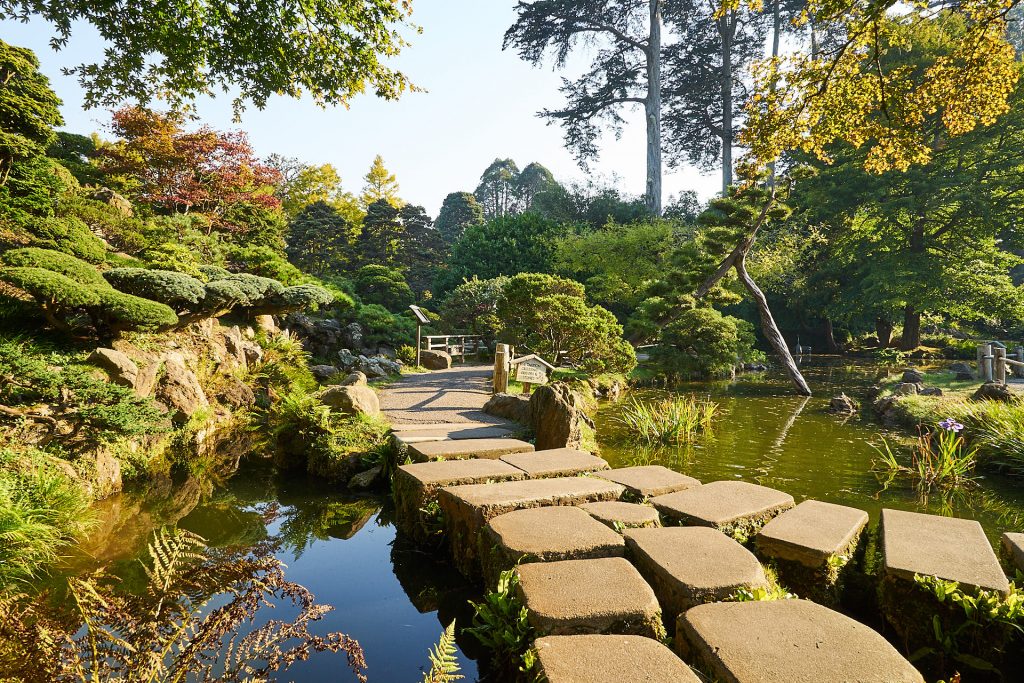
top-left (92, 288), bottom-right (178, 331)
top-left (276, 284), bottom-right (334, 310)
top-left (139, 242), bottom-right (206, 278)
top-left (217, 273), bottom-right (286, 306)
top-left (28, 216), bottom-right (107, 263)
top-left (0, 247), bottom-right (107, 286)
top-left (356, 303), bottom-right (417, 347)
top-left (201, 279), bottom-right (246, 311)
top-left (102, 268), bottom-right (206, 310)
top-left (352, 264), bottom-right (414, 310)
top-left (0, 266), bottom-right (101, 309)
top-left (198, 264), bottom-right (231, 281)
top-left (650, 307), bottom-right (757, 380)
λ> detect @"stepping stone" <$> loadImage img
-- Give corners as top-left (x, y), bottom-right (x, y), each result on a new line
top-left (534, 634), bottom-right (702, 683)
top-left (756, 500), bottom-right (869, 605)
top-left (407, 437), bottom-right (534, 462)
top-left (580, 501), bottom-right (660, 530)
top-left (624, 526), bottom-right (768, 621)
top-left (594, 465), bottom-right (701, 499)
top-left (438, 477), bottom-right (625, 577)
top-left (500, 448), bottom-right (609, 478)
top-left (880, 508), bottom-right (1009, 595)
top-left (481, 506), bottom-right (625, 580)
top-left (392, 458), bottom-right (525, 543)
top-left (516, 558), bottom-right (662, 638)
top-left (651, 480), bottom-right (794, 539)
top-left (393, 424), bottom-right (516, 444)
top-left (1002, 532), bottom-right (1024, 573)
top-left (678, 599), bottom-right (924, 683)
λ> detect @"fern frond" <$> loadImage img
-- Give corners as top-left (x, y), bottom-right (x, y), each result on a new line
top-left (422, 620), bottom-right (463, 683)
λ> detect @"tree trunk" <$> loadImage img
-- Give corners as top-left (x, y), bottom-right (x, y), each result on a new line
top-left (875, 318), bottom-right (893, 348)
top-left (823, 318), bottom-right (839, 353)
top-left (766, 0), bottom-right (781, 187)
top-left (719, 13), bottom-right (734, 193)
top-left (900, 305), bottom-right (921, 351)
top-left (645, 0), bottom-right (663, 215)
top-left (736, 255), bottom-right (812, 395)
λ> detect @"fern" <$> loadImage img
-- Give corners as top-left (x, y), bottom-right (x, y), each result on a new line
top-left (422, 620), bottom-right (463, 683)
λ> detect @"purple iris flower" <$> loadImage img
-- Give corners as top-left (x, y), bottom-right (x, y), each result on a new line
top-left (938, 418), bottom-right (964, 433)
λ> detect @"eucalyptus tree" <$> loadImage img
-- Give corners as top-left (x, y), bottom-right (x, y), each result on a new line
top-left (504, 0), bottom-right (667, 214)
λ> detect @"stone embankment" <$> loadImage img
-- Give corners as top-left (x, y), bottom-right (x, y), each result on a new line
top-left (389, 425), bottom-right (1023, 682)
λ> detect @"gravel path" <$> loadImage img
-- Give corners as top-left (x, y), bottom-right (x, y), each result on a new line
top-left (379, 364), bottom-right (514, 426)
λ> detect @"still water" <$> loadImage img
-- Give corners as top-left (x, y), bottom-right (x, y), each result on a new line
top-left (60, 358), bottom-right (1024, 681)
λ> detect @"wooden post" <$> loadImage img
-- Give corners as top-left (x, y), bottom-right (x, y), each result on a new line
top-left (1016, 346), bottom-right (1024, 378)
top-left (995, 346), bottom-right (1007, 384)
top-left (982, 343), bottom-right (994, 382)
top-left (977, 344), bottom-right (985, 377)
top-left (415, 323), bottom-right (422, 368)
top-left (493, 343), bottom-right (510, 394)
top-left (521, 381), bottom-right (532, 396)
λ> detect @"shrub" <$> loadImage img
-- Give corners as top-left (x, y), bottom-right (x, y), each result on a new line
top-left (217, 273), bottom-right (286, 306)
top-left (28, 215), bottom-right (107, 263)
top-left (277, 283), bottom-right (334, 310)
top-left (440, 275), bottom-right (508, 339)
top-left (225, 244), bottom-right (304, 285)
top-left (353, 264), bottom-right (414, 310)
top-left (356, 303), bottom-right (416, 347)
top-left (198, 264), bottom-right (232, 281)
top-left (91, 287), bottom-right (179, 331)
top-left (0, 266), bottom-right (101, 309)
top-left (651, 307), bottom-right (756, 380)
top-left (201, 278), bottom-right (246, 311)
top-left (139, 241), bottom-right (207, 278)
top-left (103, 267), bottom-right (207, 310)
top-left (0, 247), bottom-right (107, 286)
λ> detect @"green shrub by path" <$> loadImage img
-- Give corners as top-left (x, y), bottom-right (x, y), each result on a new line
top-left (27, 215), bottom-right (107, 263)
top-left (0, 445), bottom-right (93, 591)
top-left (649, 307), bottom-right (763, 381)
top-left (102, 267), bottom-right (207, 310)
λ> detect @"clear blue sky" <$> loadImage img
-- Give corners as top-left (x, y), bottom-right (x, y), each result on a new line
top-left (2, 0), bottom-right (720, 215)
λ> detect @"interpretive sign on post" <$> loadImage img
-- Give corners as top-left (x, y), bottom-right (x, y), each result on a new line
top-left (409, 305), bottom-right (431, 367)
top-left (510, 354), bottom-right (555, 395)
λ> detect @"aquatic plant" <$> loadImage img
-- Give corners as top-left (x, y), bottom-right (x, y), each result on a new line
top-left (952, 401), bottom-right (1024, 477)
top-left (422, 620), bottom-right (463, 683)
top-left (872, 419), bottom-right (977, 490)
top-left (0, 527), bottom-right (368, 682)
top-left (613, 395), bottom-right (718, 445)
top-left (466, 568), bottom-right (535, 672)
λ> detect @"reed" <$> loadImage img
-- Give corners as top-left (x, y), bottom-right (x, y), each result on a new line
top-left (614, 395), bottom-right (719, 445)
top-left (872, 419), bottom-right (977, 490)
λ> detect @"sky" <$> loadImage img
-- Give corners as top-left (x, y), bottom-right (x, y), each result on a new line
top-left (1, 0), bottom-right (722, 216)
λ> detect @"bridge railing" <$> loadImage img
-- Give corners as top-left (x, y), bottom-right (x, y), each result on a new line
top-left (977, 342), bottom-right (1024, 383)
top-left (421, 334), bottom-right (485, 361)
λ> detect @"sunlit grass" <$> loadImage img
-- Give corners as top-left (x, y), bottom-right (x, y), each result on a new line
top-left (614, 395), bottom-right (718, 445)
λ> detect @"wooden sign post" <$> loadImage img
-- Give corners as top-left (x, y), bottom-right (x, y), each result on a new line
top-left (493, 343), bottom-right (511, 393)
top-left (510, 354), bottom-right (555, 395)
top-left (408, 305), bottom-right (430, 368)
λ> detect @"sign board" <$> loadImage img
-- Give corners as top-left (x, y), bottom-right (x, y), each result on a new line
top-left (514, 357), bottom-right (550, 385)
top-left (408, 305), bottom-right (430, 324)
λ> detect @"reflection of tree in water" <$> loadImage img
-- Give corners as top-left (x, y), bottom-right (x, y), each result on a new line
top-left (273, 497), bottom-right (379, 558)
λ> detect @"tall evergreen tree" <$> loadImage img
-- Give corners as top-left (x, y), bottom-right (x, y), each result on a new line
top-left (435, 191), bottom-right (484, 242)
top-left (474, 158), bottom-right (521, 219)
top-left (0, 40), bottom-right (63, 186)
top-left (286, 201), bottom-right (356, 276)
top-left (359, 154), bottom-right (401, 209)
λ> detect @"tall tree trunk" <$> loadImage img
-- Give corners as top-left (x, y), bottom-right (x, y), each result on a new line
top-left (736, 255), bottom-right (812, 395)
top-left (823, 318), bottom-right (839, 353)
top-left (719, 13), bottom-right (734, 193)
top-left (766, 1), bottom-right (781, 187)
top-left (901, 305), bottom-right (921, 351)
top-left (645, 0), bottom-right (663, 215)
top-left (876, 318), bottom-right (893, 347)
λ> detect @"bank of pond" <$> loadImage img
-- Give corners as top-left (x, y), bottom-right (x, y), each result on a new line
top-left (30, 359), bottom-right (1024, 681)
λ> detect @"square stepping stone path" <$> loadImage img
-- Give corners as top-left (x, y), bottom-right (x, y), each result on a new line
top-left (678, 599), bottom-right (924, 683)
top-left (438, 476), bottom-right (625, 577)
top-left (1001, 532), bottom-right (1024, 574)
top-left (481, 506), bottom-right (624, 581)
top-left (499, 448), bottom-right (609, 478)
top-left (393, 458), bottom-right (525, 543)
top-left (755, 500), bottom-right (869, 605)
top-left (515, 557), bottom-right (663, 638)
top-left (407, 437), bottom-right (534, 463)
top-left (879, 508), bottom-right (1010, 652)
top-left (651, 480), bottom-right (794, 540)
top-left (594, 465), bottom-right (701, 500)
top-left (624, 526), bottom-right (768, 622)
top-left (534, 635), bottom-right (702, 683)
top-left (580, 501), bottom-right (661, 530)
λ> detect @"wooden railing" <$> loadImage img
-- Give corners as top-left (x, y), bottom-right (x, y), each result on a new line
top-left (977, 343), bottom-right (1024, 383)
top-left (421, 334), bottom-right (485, 360)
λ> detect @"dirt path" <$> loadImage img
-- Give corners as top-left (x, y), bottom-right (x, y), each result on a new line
top-left (378, 364), bottom-right (513, 426)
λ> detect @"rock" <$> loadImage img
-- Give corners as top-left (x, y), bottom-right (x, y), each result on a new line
top-left (311, 365), bottom-right (340, 383)
top-left (338, 348), bottom-right (358, 370)
top-left (500, 448), bottom-right (609, 478)
top-left (679, 600), bottom-right (924, 683)
top-left (920, 386), bottom-right (943, 396)
top-left (343, 322), bottom-right (364, 349)
top-left (651, 480), bottom-right (794, 537)
top-left (89, 187), bottom-right (133, 216)
top-left (317, 385), bottom-right (380, 417)
top-left (408, 438), bottom-right (533, 463)
top-left (420, 349), bottom-right (452, 370)
top-left (516, 558), bottom-right (662, 638)
top-left (949, 362), bottom-right (974, 377)
top-left (215, 377), bottom-right (256, 409)
top-left (88, 348), bottom-right (138, 388)
top-left (155, 353), bottom-right (209, 424)
top-left (956, 371), bottom-right (975, 381)
top-left (222, 326), bottom-right (248, 369)
top-left (484, 393), bottom-right (532, 424)
top-left (348, 465), bottom-right (383, 490)
top-left (370, 355), bottom-right (401, 375)
top-left (530, 382), bottom-right (595, 451)
top-left (892, 382), bottom-right (921, 396)
top-left (340, 370), bottom-right (367, 386)
top-left (241, 341), bottom-right (263, 367)
top-left (534, 634), bottom-right (701, 683)
top-left (973, 381), bottom-right (1016, 402)
top-left (742, 363), bottom-right (768, 372)
top-left (393, 424), bottom-right (514, 444)
top-left (595, 466), bottom-right (701, 500)
top-left (580, 501), bottom-right (661, 530)
top-left (357, 356), bottom-right (387, 378)
top-left (378, 346), bottom-right (396, 359)
top-left (133, 361), bottom-right (160, 397)
top-left (307, 451), bottom-right (363, 481)
top-left (827, 393), bottom-right (858, 415)
top-left (254, 314), bottom-right (279, 337)
top-left (1002, 532), bottom-right (1024, 574)
top-left (901, 368), bottom-right (924, 383)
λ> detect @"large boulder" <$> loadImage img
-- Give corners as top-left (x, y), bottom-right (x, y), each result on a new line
top-left (949, 362), bottom-right (974, 377)
top-left (254, 314), bottom-right (279, 337)
top-left (827, 393), bottom-right (858, 415)
top-left (901, 368), bottom-right (924, 384)
top-left (156, 353), bottom-right (210, 424)
top-left (338, 348), bottom-right (358, 370)
top-left (215, 377), bottom-right (256, 409)
top-left (420, 349), bottom-right (452, 370)
top-left (892, 382), bottom-right (921, 396)
top-left (341, 371), bottom-right (368, 387)
top-left (318, 384), bottom-right (380, 417)
top-left (529, 383), bottom-right (594, 451)
top-left (343, 322), bottom-right (364, 350)
top-left (88, 348), bottom-right (139, 388)
top-left (973, 381), bottom-right (1016, 402)
top-left (221, 325), bottom-right (248, 369)
top-left (89, 187), bottom-right (133, 216)
top-left (311, 365), bottom-right (340, 383)
top-left (484, 393), bottom-right (532, 425)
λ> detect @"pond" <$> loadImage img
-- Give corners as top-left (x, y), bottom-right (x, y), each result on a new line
top-left (54, 357), bottom-right (1024, 681)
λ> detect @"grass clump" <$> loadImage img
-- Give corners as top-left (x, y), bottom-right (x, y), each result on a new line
top-left (614, 395), bottom-right (718, 445)
top-left (872, 420), bottom-right (977, 491)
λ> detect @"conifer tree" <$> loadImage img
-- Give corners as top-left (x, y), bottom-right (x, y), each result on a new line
top-left (359, 155), bottom-right (402, 209)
